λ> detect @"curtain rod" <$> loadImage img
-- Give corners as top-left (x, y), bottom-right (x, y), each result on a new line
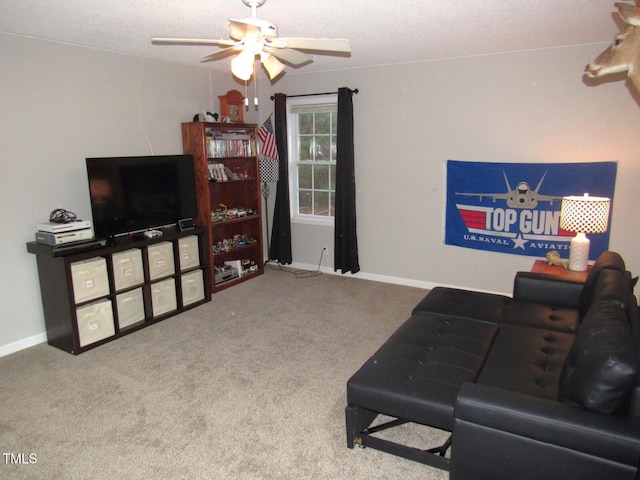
top-left (270, 88), bottom-right (358, 101)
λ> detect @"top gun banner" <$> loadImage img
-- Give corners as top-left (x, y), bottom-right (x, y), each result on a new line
top-left (445, 160), bottom-right (617, 259)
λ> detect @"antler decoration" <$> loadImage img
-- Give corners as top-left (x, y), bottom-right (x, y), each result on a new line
top-left (585, 1), bottom-right (640, 93)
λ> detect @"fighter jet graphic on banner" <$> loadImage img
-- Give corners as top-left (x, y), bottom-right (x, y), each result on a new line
top-left (455, 171), bottom-right (562, 209)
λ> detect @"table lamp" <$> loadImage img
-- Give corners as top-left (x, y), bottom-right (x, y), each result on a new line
top-left (560, 193), bottom-right (611, 271)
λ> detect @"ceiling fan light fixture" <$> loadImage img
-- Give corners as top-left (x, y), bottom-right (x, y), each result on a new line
top-left (152, 0), bottom-right (351, 83)
top-left (231, 49), bottom-right (255, 80)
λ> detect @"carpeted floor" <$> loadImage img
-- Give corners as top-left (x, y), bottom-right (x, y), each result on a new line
top-left (0, 266), bottom-right (449, 479)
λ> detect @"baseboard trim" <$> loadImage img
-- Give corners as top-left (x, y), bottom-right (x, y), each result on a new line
top-left (270, 261), bottom-right (509, 297)
top-left (0, 332), bottom-right (47, 358)
top-left (272, 261), bottom-right (438, 290)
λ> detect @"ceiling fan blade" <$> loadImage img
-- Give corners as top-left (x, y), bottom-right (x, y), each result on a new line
top-left (269, 48), bottom-right (312, 66)
top-left (152, 37), bottom-right (238, 47)
top-left (261, 55), bottom-right (286, 80)
top-left (271, 38), bottom-right (351, 53)
top-left (200, 46), bottom-right (243, 63)
top-left (228, 18), bottom-right (262, 40)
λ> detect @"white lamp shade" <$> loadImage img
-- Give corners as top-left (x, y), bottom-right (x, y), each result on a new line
top-left (560, 194), bottom-right (610, 234)
top-left (560, 193), bottom-right (611, 271)
top-left (231, 50), bottom-right (255, 81)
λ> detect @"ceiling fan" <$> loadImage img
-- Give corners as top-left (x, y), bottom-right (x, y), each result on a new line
top-left (151, 0), bottom-right (351, 81)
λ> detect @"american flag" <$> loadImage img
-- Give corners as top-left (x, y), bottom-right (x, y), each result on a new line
top-left (257, 117), bottom-right (279, 160)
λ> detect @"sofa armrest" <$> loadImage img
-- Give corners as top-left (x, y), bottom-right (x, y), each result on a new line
top-left (451, 383), bottom-right (640, 480)
top-left (512, 272), bottom-right (583, 308)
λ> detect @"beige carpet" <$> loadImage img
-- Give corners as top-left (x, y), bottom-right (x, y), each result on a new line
top-left (0, 267), bottom-right (449, 479)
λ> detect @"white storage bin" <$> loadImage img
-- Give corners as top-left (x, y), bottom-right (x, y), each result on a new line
top-left (112, 249), bottom-right (144, 291)
top-left (71, 257), bottom-right (109, 303)
top-left (76, 298), bottom-right (115, 347)
top-left (116, 288), bottom-right (145, 329)
top-left (147, 242), bottom-right (175, 280)
top-left (181, 269), bottom-right (205, 306)
top-left (178, 235), bottom-right (200, 271)
top-left (151, 278), bottom-right (177, 316)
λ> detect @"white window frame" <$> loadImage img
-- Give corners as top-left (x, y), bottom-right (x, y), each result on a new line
top-left (286, 94), bottom-right (338, 226)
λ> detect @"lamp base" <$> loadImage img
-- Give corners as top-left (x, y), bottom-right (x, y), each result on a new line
top-left (568, 232), bottom-right (590, 272)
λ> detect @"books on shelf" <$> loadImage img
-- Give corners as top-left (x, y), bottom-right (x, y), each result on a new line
top-left (205, 129), bottom-right (256, 158)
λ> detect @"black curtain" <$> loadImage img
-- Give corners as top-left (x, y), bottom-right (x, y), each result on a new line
top-left (268, 93), bottom-right (292, 264)
top-left (334, 87), bottom-right (360, 274)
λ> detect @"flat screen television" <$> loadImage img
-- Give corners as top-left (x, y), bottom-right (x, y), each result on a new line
top-left (86, 154), bottom-right (197, 238)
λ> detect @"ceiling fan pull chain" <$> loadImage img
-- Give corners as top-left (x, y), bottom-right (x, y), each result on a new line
top-left (254, 60), bottom-right (259, 106)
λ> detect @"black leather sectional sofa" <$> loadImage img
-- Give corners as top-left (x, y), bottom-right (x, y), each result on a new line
top-left (346, 251), bottom-right (640, 479)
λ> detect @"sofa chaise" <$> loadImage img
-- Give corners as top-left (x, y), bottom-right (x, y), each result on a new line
top-left (345, 251), bottom-right (640, 479)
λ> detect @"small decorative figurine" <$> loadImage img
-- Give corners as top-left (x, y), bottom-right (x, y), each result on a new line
top-left (546, 250), bottom-right (568, 269)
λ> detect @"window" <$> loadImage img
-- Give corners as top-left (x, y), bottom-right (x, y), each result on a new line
top-left (287, 95), bottom-right (337, 224)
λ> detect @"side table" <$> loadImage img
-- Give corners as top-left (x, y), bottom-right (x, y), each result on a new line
top-left (530, 259), bottom-right (591, 283)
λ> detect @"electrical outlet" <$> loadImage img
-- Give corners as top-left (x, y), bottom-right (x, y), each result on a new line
top-left (322, 245), bottom-right (330, 256)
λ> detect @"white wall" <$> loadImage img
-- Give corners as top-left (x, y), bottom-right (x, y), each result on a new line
top-left (262, 44), bottom-right (640, 293)
top-left (0, 34), bottom-right (230, 355)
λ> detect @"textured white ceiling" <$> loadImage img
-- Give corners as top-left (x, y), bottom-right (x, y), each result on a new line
top-left (0, 0), bottom-right (625, 78)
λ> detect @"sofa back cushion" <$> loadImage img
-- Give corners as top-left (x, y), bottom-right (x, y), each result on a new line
top-left (591, 268), bottom-right (632, 307)
top-left (559, 299), bottom-right (638, 414)
top-left (579, 251), bottom-right (626, 318)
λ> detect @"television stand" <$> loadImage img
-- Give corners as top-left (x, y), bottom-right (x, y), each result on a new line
top-left (27, 227), bottom-right (211, 354)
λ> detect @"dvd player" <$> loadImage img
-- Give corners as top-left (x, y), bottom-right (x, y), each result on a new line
top-left (51, 238), bottom-right (107, 256)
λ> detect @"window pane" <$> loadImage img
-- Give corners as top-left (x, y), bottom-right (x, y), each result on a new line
top-left (315, 112), bottom-right (331, 134)
top-left (330, 191), bottom-right (335, 217)
top-left (330, 135), bottom-right (337, 160)
top-left (298, 113), bottom-right (314, 134)
top-left (315, 136), bottom-right (330, 161)
top-left (329, 164), bottom-right (336, 190)
top-left (299, 137), bottom-right (313, 161)
top-left (299, 190), bottom-right (312, 215)
top-left (309, 139), bottom-right (319, 160)
top-left (299, 164), bottom-right (312, 189)
top-left (314, 191), bottom-right (330, 216)
top-left (331, 113), bottom-right (337, 133)
top-left (314, 164), bottom-right (329, 190)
